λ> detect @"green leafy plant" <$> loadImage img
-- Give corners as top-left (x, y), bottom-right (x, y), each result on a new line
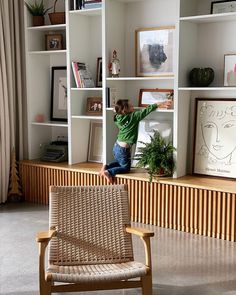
top-left (25, 0), bottom-right (52, 16)
top-left (134, 130), bottom-right (176, 181)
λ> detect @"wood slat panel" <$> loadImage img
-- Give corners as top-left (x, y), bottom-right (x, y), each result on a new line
top-left (19, 162), bottom-right (236, 242)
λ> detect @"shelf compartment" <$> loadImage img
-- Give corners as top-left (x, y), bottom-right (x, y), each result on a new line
top-left (180, 12), bottom-right (236, 23)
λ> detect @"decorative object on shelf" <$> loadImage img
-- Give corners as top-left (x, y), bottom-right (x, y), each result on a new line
top-left (82, 0), bottom-right (102, 10)
top-left (134, 130), bottom-right (176, 181)
top-left (189, 67), bottom-right (214, 87)
top-left (45, 34), bottom-right (63, 50)
top-left (96, 57), bottom-right (102, 87)
top-left (35, 113), bottom-right (45, 122)
top-left (135, 26), bottom-right (175, 77)
top-left (86, 97), bottom-right (102, 115)
top-left (51, 66), bottom-right (67, 121)
top-left (109, 50), bottom-right (121, 77)
top-left (224, 54), bottom-right (236, 86)
top-left (25, 0), bottom-right (52, 26)
top-left (193, 98), bottom-right (236, 179)
top-left (139, 88), bottom-right (174, 108)
top-left (40, 139), bottom-right (68, 162)
top-left (211, 0), bottom-right (236, 14)
top-left (71, 61), bottom-right (95, 88)
top-left (88, 121), bottom-right (103, 163)
top-left (49, 0), bottom-right (65, 25)
top-left (7, 148), bottom-right (23, 202)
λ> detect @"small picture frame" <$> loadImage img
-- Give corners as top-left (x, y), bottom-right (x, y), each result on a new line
top-left (86, 97), bottom-right (102, 115)
top-left (88, 121), bottom-right (103, 163)
top-left (96, 57), bottom-right (102, 87)
top-left (211, 0), bottom-right (236, 14)
top-left (50, 66), bottom-right (67, 121)
top-left (224, 54), bottom-right (236, 86)
top-left (193, 98), bottom-right (236, 179)
top-left (45, 34), bottom-right (63, 51)
top-left (135, 26), bottom-right (175, 77)
top-left (139, 88), bottom-right (174, 108)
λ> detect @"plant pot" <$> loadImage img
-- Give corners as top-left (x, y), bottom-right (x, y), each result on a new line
top-left (33, 15), bottom-right (44, 26)
top-left (49, 12), bottom-right (65, 25)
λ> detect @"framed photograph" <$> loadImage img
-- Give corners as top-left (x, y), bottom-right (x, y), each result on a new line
top-left (139, 88), bottom-right (174, 107)
top-left (211, 0), bottom-right (236, 14)
top-left (96, 57), bottom-right (102, 87)
top-left (88, 121), bottom-right (103, 162)
top-left (86, 97), bottom-right (102, 115)
top-left (45, 34), bottom-right (63, 51)
top-left (193, 98), bottom-right (236, 179)
top-left (50, 66), bottom-right (67, 121)
top-left (135, 26), bottom-right (175, 77)
top-left (132, 119), bottom-right (172, 167)
top-left (224, 54), bottom-right (236, 86)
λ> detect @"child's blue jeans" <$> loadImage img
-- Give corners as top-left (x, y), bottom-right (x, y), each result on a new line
top-left (106, 142), bottom-right (131, 177)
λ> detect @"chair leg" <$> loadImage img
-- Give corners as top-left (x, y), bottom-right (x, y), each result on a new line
top-left (141, 274), bottom-right (152, 295)
top-left (40, 281), bottom-right (51, 295)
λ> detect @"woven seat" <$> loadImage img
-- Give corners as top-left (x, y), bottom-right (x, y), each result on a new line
top-left (36, 185), bottom-right (154, 295)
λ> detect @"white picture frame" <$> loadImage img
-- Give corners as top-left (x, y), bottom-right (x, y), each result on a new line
top-left (193, 98), bottom-right (236, 179)
top-left (211, 0), bottom-right (236, 14)
top-left (135, 26), bottom-right (175, 77)
top-left (88, 121), bottom-right (103, 163)
top-left (224, 54), bottom-right (236, 86)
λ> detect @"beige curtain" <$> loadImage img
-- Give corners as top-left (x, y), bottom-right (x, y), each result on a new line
top-left (0, 0), bottom-right (27, 203)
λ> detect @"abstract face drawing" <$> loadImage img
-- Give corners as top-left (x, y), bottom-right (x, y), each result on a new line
top-left (200, 103), bottom-right (236, 161)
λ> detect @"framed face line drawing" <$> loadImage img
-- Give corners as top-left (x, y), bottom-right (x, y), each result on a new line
top-left (193, 98), bottom-right (236, 179)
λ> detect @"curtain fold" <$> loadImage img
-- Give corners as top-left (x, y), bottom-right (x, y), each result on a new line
top-left (0, 0), bottom-right (27, 203)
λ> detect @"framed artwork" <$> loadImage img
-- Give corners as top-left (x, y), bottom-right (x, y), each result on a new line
top-left (211, 0), bottom-right (236, 14)
top-left (132, 120), bottom-right (172, 167)
top-left (45, 34), bottom-right (63, 51)
top-left (86, 97), bottom-right (102, 115)
top-left (135, 26), bottom-right (175, 77)
top-left (139, 88), bottom-right (174, 107)
top-left (224, 54), bottom-right (236, 86)
top-left (193, 98), bottom-right (236, 179)
top-left (51, 66), bottom-right (67, 121)
top-left (96, 57), bottom-right (102, 87)
top-left (88, 121), bottom-right (103, 162)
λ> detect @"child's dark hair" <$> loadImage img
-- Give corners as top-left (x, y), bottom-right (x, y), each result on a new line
top-left (114, 99), bottom-right (130, 115)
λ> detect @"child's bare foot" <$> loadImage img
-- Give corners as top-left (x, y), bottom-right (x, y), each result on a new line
top-left (99, 165), bottom-right (106, 176)
top-left (103, 170), bottom-right (113, 184)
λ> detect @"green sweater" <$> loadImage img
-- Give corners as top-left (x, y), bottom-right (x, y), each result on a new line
top-left (114, 104), bottom-right (157, 145)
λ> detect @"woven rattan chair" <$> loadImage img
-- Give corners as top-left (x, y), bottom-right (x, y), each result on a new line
top-left (36, 184), bottom-right (154, 295)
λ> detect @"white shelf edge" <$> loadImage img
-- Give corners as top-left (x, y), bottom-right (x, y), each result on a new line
top-left (180, 12), bottom-right (236, 23)
top-left (28, 50), bottom-right (67, 55)
top-left (106, 107), bottom-right (174, 112)
top-left (71, 87), bottom-right (102, 91)
top-left (27, 24), bottom-right (66, 31)
top-left (69, 8), bottom-right (102, 16)
top-left (106, 76), bottom-right (175, 81)
top-left (179, 87), bottom-right (236, 91)
top-left (31, 121), bottom-right (68, 127)
top-left (71, 115), bottom-right (103, 120)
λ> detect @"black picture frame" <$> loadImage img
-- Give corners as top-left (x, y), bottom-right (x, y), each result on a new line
top-left (50, 66), bottom-right (67, 122)
top-left (96, 57), bottom-right (102, 87)
top-left (211, 0), bottom-right (236, 14)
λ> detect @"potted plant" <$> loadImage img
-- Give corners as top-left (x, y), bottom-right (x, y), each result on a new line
top-left (49, 0), bottom-right (66, 25)
top-left (134, 130), bottom-right (176, 181)
top-left (25, 0), bottom-right (52, 26)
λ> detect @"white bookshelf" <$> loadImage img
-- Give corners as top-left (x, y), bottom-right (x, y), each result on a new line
top-left (24, 0), bottom-right (236, 177)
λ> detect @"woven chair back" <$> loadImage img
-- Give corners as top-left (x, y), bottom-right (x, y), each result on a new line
top-left (48, 185), bottom-right (134, 266)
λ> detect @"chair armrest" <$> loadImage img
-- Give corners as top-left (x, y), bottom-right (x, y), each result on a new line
top-left (36, 229), bottom-right (57, 243)
top-left (125, 226), bottom-right (154, 269)
top-left (125, 226), bottom-right (154, 237)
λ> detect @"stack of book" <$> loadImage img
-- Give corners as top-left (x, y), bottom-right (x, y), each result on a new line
top-left (70, 0), bottom-right (102, 10)
top-left (71, 61), bottom-right (95, 88)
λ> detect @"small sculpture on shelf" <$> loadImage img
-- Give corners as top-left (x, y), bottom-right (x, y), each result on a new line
top-left (189, 67), bottom-right (214, 87)
top-left (109, 50), bottom-right (121, 77)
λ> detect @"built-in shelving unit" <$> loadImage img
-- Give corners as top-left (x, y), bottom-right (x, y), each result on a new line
top-left (24, 0), bottom-right (236, 178)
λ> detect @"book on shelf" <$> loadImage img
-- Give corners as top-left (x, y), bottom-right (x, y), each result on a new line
top-left (71, 61), bottom-right (95, 88)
